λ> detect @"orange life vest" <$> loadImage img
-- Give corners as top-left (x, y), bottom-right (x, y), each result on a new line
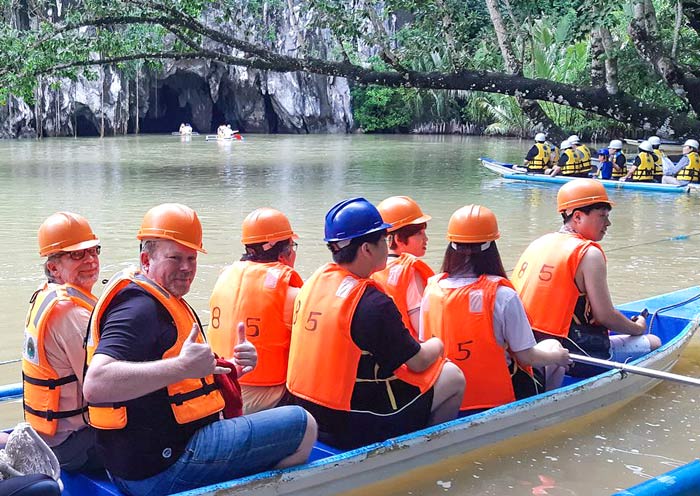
top-left (422, 274), bottom-right (515, 410)
top-left (22, 283), bottom-right (95, 436)
top-left (371, 254), bottom-right (434, 340)
top-left (286, 263), bottom-right (443, 411)
top-left (511, 232), bottom-right (602, 339)
top-left (86, 268), bottom-right (224, 430)
top-left (209, 261), bottom-right (303, 386)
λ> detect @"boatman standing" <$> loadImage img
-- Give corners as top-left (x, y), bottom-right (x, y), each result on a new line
top-left (83, 203), bottom-right (316, 496)
top-left (511, 179), bottom-right (660, 383)
top-left (22, 212), bottom-right (103, 473)
top-left (286, 198), bottom-right (464, 449)
top-left (372, 196), bottom-right (434, 340)
top-left (209, 207), bottom-right (303, 414)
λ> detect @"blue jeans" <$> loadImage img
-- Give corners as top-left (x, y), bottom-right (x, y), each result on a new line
top-left (112, 405), bottom-right (308, 496)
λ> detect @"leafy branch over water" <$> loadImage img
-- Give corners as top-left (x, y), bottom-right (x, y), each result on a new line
top-left (1, 0), bottom-right (699, 135)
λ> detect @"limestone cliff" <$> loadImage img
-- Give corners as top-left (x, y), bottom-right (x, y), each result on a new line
top-left (0, 2), bottom-right (353, 138)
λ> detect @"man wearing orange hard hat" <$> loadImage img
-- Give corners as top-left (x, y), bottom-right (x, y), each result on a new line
top-left (511, 179), bottom-right (660, 384)
top-left (372, 196), bottom-right (434, 340)
top-left (83, 203), bottom-right (316, 495)
top-left (209, 207), bottom-right (303, 414)
top-left (23, 212), bottom-right (103, 472)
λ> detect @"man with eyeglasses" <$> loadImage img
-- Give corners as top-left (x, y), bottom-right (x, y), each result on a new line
top-left (22, 212), bottom-right (103, 472)
top-left (209, 207), bottom-right (303, 414)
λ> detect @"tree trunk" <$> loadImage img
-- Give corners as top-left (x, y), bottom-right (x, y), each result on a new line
top-left (484, 0), bottom-right (562, 137)
top-left (600, 27), bottom-right (619, 95)
top-left (682, 0), bottom-right (700, 37)
top-left (590, 28), bottom-right (605, 87)
top-left (629, 0), bottom-right (700, 115)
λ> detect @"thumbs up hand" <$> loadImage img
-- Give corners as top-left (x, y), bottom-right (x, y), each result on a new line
top-left (180, 324), bottom-right (231, 377)
top-left (233, 322), bottom-right (257, 377)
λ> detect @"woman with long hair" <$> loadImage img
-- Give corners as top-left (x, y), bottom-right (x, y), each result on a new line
top-left (420, 205), bottom-right (570, 415)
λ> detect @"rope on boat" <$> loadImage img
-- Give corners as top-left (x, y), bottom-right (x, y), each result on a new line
top-left (606, 231), bottom-right (700, 253)
top-left (647, 290), bottom-right (700, 335)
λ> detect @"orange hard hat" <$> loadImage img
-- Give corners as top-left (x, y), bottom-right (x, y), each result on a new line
top-left (137, 203), bottom-right (207, 253)
top-left (377, 196), bottom-right (431, 233)
top-left (446, 205), bottom-right (500, 243)
top-left (38, 212), bottom-right (99, 257)
top-left (241, 207), bottom-right (298, 245)
top-left (556, 179), bottom-right (614, 213)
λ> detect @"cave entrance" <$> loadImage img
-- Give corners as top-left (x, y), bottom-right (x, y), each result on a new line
top-left (74, 104), bottom-right (99, 137)
top-left (137, 84), bottom-right (194, 134)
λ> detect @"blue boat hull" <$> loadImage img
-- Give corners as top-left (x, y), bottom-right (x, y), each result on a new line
top-left (481, 157), bottom-right (690, 194)
top-left (613, 460), bottom-right (700, 496)
top-left (4, 287), bottom-right (700, 495)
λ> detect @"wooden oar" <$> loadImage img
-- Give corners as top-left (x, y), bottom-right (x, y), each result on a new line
top-left (570, 353), bottom-right (700, 387)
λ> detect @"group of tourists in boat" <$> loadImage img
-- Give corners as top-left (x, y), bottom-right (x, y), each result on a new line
top-left (523, 133), bottom-right (700, 184)
top-left (215, 124), bottom-right (241, 139)
top-left (177, 123), bottom-right (193, 136)
top-left (15, 179), bottom-right (658, 495)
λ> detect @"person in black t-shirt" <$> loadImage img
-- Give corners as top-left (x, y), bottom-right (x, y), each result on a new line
top-left (286, 197), bottom-right (465, 449)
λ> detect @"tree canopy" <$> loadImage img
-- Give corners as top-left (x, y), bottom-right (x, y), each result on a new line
top-left (1, 0), bottom-right (699, 136)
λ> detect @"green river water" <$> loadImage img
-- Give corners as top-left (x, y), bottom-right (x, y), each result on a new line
top-left (1, 134), bottom-right (699, 494)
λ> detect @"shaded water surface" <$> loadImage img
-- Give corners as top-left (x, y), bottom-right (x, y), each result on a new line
top-left (1, 134), bottom-right (698, 494)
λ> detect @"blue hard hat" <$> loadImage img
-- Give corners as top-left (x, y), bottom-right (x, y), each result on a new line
top-left (597, 148), bottom-right (609, 156)
top-left (324, 197), bottom-right (392, 243)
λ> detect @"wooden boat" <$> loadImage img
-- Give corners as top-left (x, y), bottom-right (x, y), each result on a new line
top-left (2, 286), bottom-right (698, 495)
top-left (613, 459), bottom-right (700, 495)
top-left (481, 157), bottom-right (692, 194)
top-left (170, 132), bottom-right (200, 136)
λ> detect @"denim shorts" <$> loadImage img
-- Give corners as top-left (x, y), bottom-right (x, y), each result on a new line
top-left (112, 405), bottom-right (308, 496)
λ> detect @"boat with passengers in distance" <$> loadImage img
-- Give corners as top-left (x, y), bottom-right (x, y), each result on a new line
top-left (1, 286), bottom-right (699, 495)
top-left (481, 157), bottom-right (693, 194)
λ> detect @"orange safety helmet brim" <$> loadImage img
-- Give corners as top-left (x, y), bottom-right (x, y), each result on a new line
top-left (446, 205), bottom-right (500, 243)
top-left (377, 196), bottom-right (432, 233)
top-left (557, 179), bottom-right (615, 213)
top-left (241, 207), bottom-right (298, 245)
top-left (38, 212), bottom-right (100, 257)
top-left (137, 203), bottom-right (207, 253)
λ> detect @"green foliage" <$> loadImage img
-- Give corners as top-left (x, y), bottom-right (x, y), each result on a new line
top-left (350, 85), bottom-right (415, 132)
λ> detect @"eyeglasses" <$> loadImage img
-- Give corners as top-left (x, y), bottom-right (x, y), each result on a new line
top-left (55, 245), bottom-right (101, 261)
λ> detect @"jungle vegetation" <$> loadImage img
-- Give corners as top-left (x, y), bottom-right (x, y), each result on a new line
top-left (1, 0), bottom-right (699, 137)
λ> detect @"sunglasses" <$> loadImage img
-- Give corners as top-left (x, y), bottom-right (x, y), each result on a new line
top-left (55, 245), bottom-right (101, 261)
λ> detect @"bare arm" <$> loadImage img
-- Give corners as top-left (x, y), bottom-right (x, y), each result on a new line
top-left (83, 324), bottom-right (230, 404)
top-left (576, 248), bottom-right (647, 336)
top-left (514, 340), bottom-right (570, 367)
top-left (405, 337), bottom-right (443, 372)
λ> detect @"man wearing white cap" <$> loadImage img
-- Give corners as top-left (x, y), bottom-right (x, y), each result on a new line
top-left (662, 139), bottom-right (700, 184)
top-left (523, 133), bottom-right (551, 173)
top-left (607, 140), bottom-right (627, 180)
top-left (567, 135), bottom-right (592, 177)
top-left (547, 140), bottom-right (576, 177)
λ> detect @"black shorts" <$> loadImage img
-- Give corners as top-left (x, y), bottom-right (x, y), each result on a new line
top-left (291, 387), bottom-right (434, 450)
